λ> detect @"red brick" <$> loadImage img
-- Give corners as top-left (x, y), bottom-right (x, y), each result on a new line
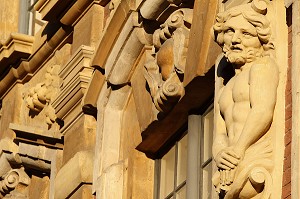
top-left (285, 132), bottom-right (292, 146)
top-left (285, 195), bottom-right (291, 199)
top-left (285, 117), bottom-right (292, 132)
top-left (288, 43), bottom-right (292, 57)
top-left (288, 25), bottom-right (292, 33)
top-left (282, 168), bottom-right (291, 186)
top-left (285, 103), bottom-right (292, 120)
top-left (288, 30), bottom-right (292, 44)
top-left (284, 143), bottom-right (291, 157)
top-left (288, 57), bottom-right (292, 68)
top-left (282, 182), bottom-right (291, 198)
top-left (286, 93), bottom-right (292, 105)
top-left (284, 155), bottom-right (291, 169)
top-left (285, 79), bottom-right (291, 94)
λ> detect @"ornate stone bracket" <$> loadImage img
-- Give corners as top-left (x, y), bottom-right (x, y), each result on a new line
top-left (144, 8), bottom-right (193, 113)
top-left (24, 65), bottom-right (61, 125)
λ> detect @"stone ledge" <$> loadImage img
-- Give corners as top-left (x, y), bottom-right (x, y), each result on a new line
top-left (136, 68), bottom-right (215, 159)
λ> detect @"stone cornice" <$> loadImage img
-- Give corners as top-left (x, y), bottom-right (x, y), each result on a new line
top-left (0, 33), bottom-right (34, 77)
top-left (34, 0), bottom-right (75, 21)
top-left (52, 46), bottom-right (95, 128)
top-left (0, 26), bottom-right (72, 99)
top-left (8, 123), bottom-right (63, 172)
top-left (60, 0), bottom-right (101, 26)
top-left (35, 0), bottom-right (102, 26)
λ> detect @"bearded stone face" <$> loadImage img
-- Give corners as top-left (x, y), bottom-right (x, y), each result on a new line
top-left (222, 15), bottom-right (263, 66)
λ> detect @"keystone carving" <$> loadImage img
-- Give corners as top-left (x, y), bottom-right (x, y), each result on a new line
top-left (144, 8), bottom-right (193, 113)
top-left (24, 65), bottom-right (61, 125)
top-left (211, 1), bottom-right (278, 198)
top-left (0, 168), bottom-right (30, 199)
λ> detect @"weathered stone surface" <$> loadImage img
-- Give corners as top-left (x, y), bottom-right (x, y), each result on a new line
top-left (131, 50), bottom-right (158, 132)
top-left (63, 115), bottom-right (96, 164)
top-left (0, 84), bottom-right (23, 139)
top-left (184, 0), bottom-right (219, 85)
top-left (0, 0), bottom-right (19, 41)
top-left (92, 0), bottom-right (132, 68)
top-left (28, 176), bottom-right (50, 199)
top-left (54, 151), bottom-right (93, 199)
top-left (69, 184), bottom-right (94, 199)
top-left (72, 4), bottom-right (104, 54)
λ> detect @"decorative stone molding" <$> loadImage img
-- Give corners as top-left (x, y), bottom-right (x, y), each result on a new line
top-left (0, 133), bottom-right (61, 198)
top-left (211, 1), bottom-right (278, 198)
top-left (91, 0), bottom-right (133, 69)
top-left (24, 65), bottom-right (61, 125)
top-left (52, 45), bottom-right (95, 131)
top-left (35, 0), bottom-right (101, 24)
top-left (0, 139), bottom-right (30, 199)
top-left (144, 8), bottom-right (193, 112)
top-left (0, 33), bottom-right (34, 72)
top-left (8, 123), bottom-right (63, 172)
top-left (0, 168), bottom-right (30, 199)
top-left (140, 0), bottom-right (192, 20)
top-left (0, 24), bottom-right (72, 99)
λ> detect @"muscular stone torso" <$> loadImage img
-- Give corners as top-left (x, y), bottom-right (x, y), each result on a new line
top-left (219, 65), bottom-right (251, 146)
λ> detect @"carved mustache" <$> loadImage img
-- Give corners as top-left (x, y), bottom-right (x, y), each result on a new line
top-left (230, 45), bottom-right (244, 51)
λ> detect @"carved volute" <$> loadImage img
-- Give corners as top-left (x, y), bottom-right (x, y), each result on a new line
top-left (0, 168), bottom-right (30, 199)
top-left (211, 1), bottom-right (278, 198)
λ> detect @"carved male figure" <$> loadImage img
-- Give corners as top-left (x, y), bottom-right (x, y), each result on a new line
top-left (212, 2), bottom-right (278, 198)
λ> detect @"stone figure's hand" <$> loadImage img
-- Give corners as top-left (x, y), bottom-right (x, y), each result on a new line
top-left (215, 148), bottom-right (240, 170)
top-left (220, 168), bottom-right (236, 188)
top-left (232, 147), bottom-right (246, 161)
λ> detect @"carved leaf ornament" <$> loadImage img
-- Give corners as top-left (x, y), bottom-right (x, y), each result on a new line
top-left (24, 65), bottom-right (61, 125)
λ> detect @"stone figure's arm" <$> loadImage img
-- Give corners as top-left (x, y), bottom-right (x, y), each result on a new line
top-left (213, 98), bottom-right (228, 158)
top-left (213, 88), bottom-right (239, 170)
top-left (233, 58), bottom-right (279, 157)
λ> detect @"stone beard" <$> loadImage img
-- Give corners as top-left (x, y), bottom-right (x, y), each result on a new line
top-left (222, 44), bottom-right (263, 66)
top-left (223, 45), bottom-right (261, 65)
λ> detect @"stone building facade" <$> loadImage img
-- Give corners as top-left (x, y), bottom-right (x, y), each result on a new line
top-left (0, 0), bottom-right (296, 198)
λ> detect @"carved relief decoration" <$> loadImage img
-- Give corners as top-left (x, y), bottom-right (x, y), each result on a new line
top-left (211, 1), bottom-right (278, 198)
top-left (144, 8), bottom-right (193, 113)
top-left (0, 168), bottom-right (30, 199)
top-left (24, 65), bottom-right (61, 125)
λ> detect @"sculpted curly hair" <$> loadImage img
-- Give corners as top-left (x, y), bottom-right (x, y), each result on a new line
top-left (212, 7), bottom-right (274, 53)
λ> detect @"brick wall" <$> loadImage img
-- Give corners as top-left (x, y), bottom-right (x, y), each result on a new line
top-left (282, 5), bottom-right (292, 199)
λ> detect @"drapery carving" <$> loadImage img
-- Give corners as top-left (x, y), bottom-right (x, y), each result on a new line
top-left (211, 1), bottom-right (278, 198)
top-left (144, 8), bottom-right (193, 113)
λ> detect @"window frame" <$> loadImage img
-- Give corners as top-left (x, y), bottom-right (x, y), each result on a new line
top-left (154, 134), bottom-right (188, 199)
top-left (18, 0), bottom-right (43, 35)
top-left (155, 105), bottom-right (215, 199)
